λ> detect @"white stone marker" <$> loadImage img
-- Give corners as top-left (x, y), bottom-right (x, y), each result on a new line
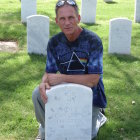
top-left (134, 0), bottom-right (140, 23)
top-left (27, 15), bottom-right (49, 55)
top-left (45, 83), bottom-right (93, 140)
top-left (81, 0), bottom-right (97, 24)
top-left (108, 18), bottom-right (132, 54)
top-left (21, 0), bottom-right (37, 23)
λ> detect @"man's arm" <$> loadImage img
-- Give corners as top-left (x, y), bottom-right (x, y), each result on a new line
top-left (39, 72), bottom-right (99, 103)
top-left (39, 73), bottom-right (50, 103)
top-left (47, 73), bottom-right (100, 88)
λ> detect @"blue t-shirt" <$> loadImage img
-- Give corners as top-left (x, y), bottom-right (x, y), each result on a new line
top-left (46, 28), bottom-right (107, 108)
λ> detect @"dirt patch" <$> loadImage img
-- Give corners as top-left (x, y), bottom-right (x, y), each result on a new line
top-left (0, 41), bottom-right (18, 53)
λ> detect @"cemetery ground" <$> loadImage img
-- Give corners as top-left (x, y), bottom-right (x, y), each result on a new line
top-left (0, 0), bottom-right (140, 139)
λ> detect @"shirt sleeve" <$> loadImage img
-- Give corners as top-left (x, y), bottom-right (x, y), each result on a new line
top-left (45, 41), bottom-right (58, 73)
top-left (87, 39), bottom-right (103, 74)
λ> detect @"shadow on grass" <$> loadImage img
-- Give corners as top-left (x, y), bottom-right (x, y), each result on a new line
top-left (0, 53), bottom-right (46, 106)
top-left (104, 1), bottom-right (118, 4)
top-left (81, 23), bottom-right (101, 27)
top-left (0, 8), bottom-right (26, 47)
top-left (132, 25), bottom-right (140, 44)
top-left (104, 54), bottom-right (140, 91)
top-left (0, 8), bottom-right (21, 21)
top-left (0, 52), bottom-right (140, 139)
top-left (101, 54), bottom-right (140, 139)
top-left (0, 23), bottom-right (26, 48)
top-left (108, 54), bottom-right (140, 62)
top-left (0, 8), bottom-right (60, 46)
top-left (0, 53), bottom-right (47, 138)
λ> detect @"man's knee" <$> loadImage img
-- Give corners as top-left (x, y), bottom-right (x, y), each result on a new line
top-left (32, 86), bottom-right (40, 103)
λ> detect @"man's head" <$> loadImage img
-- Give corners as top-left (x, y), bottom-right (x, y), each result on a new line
top-left (55, 0), bottom-right (81, 40)
top-left (55, 0), bottom-right (79, 16)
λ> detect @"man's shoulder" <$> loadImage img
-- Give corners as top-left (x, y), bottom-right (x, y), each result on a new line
top-left (50, 32), bottom-right (65, 42)
top-left (48, 32), bottom-right (66, 51)
top-left (81, 29), bottom-right (102, 46)
top-left (82, 28), bottom-right (101, 41)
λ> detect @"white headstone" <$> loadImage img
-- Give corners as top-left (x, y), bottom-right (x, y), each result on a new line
top-left (108, 18), bottom-right (132, 54)
top-left (134, 0), bottom-right (140, 23)
top-left (45, 83), bottom-right (93, 140)
top-left (27, 15), bottom-right (49, 55)
top-left (21, 0), bottom-right (37, 23)
top-left (81, 0), bottom-right (97, 24)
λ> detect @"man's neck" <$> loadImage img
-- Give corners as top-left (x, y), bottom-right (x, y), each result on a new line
top-left (66, 27), bottom-right (83, 42)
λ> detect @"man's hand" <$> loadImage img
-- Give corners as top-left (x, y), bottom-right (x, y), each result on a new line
top-left (39, 82), bottom-right (50, 104)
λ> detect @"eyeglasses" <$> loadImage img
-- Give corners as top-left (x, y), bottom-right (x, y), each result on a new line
top-left (56, 0), bottom-right (77, 7)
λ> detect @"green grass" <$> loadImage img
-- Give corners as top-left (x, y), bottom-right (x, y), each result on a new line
top-left (0, 0), bottom-right (140, 139)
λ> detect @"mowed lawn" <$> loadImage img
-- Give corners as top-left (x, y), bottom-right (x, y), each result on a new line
top-left (0, 0), bottom-right (140, 140)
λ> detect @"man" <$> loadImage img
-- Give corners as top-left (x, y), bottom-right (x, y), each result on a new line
top-left (32, 0), bottom-right (107, 139)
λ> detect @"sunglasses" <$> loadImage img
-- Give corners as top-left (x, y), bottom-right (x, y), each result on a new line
top-left (56, 0), bottom-right (77, 7)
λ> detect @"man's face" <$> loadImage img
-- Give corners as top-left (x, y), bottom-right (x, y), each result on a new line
top-left (55, 5), bottom-right (81, 37)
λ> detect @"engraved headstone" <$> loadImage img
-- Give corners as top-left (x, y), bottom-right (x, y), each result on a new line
top-left (134, 0), bottom-right (140, 23)
top-left (81, 0), bottom-right (97, 24)
top-left (108, 18), bottom-right (132, 54)
top-left (27, 15), bottom-right (49, 55)
top-left (45, 83), bottom-right (93, 140)
top-left (21, 0), bottom-right (37, 23)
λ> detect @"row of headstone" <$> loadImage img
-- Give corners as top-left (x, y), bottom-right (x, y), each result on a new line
top-left (27, 16), bottom-right (132, 55)
top-left (21, 0), bottom-right (98, 24)
top-left (25, 1), bottom-right (137, 55)
top-left (21, 0), bottom-right (49, 55)
top-left (80, 0), bottom-right (139, 24)
top-left (21, 0), bottom-right (140, 24)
